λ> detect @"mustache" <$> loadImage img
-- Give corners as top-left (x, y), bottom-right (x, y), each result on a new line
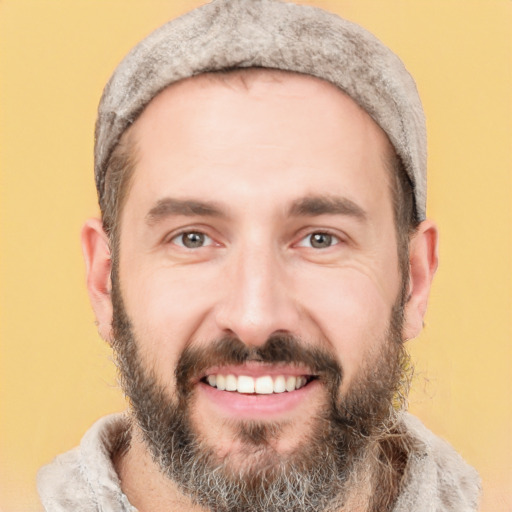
top-left (175, 334), bottom-right (343, 395)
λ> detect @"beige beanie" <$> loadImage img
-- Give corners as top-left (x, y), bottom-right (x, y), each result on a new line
top-left (95, 0), bottom-right (427, 220)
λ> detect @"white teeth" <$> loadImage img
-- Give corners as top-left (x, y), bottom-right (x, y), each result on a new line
top-left (225, 374), bottom-right (237, 391)
top-left (285, 376), bottom-right (297, 392)
top-left (237, 375), bottom-right (255, 393)
top-left (273, 376), bottom-right (286, 393)
top-left (205, 373), bottom-right (310, 394)
top-left (216, 374), bottom-right (226, 391)
top-left (255, 376), bottom-right (274, 394)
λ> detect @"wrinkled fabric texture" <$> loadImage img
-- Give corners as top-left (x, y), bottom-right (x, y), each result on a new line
top-left (95, 0), bottom-right (428, 221)
top-left (37, 412), bottom-right (480, 512)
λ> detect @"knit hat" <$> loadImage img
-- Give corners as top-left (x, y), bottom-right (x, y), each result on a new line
top-left (95, 0), bottom-right (427, 220)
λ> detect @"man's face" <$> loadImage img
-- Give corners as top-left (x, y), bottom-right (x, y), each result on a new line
top-left (112, 71), bottom-right (407, 505)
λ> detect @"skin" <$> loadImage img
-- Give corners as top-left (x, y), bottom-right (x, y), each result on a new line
top-left (82, 70), bottom-right (438, 511)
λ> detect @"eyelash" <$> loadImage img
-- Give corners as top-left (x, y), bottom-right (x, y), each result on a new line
top-left (295, 231), bottom-right (341, 249)
top-left (170, 230), bottom-right (215, 249)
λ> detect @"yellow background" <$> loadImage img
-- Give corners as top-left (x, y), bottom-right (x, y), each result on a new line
top-left (0, 1), bottom-right (510, 510)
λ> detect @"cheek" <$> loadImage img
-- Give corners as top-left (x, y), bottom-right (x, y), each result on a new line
top-left (296, 267), bottom-right (397, 386)
top-left (120, 263), bottom-right (220, 384)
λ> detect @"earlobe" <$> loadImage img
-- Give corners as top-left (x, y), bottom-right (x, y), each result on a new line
top-left (403, 219), bottom-right (439, 340)
top-left (81, 218), bottom-right (113, 342)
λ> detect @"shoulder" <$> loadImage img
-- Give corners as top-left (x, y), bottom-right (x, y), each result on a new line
top-left (37, 413), bottom-right (135, 512)
top-left (393, 413), bottom-right (481, 512)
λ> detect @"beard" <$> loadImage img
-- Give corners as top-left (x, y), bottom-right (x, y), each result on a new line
top-left (110, 275), bottom-right (411, 512)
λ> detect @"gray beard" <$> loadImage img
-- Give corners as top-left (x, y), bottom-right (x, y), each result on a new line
top-left (111, 275), bottom-right (411, 512)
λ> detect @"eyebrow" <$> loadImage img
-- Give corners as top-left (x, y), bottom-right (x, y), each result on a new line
top-left (288, 195), bottom-right (367, 221)
top-left (146, 198), bottom-right (226, 225)
top-left (146, 194), bottom-right (366, 226)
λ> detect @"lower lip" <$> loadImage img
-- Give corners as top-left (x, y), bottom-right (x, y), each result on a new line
top-left (198, 380), bottom-right (321, 419)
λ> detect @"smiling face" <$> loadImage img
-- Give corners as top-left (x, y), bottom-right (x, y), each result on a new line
top-left (83, 69), bottom-right (438, 510)
top-left (119, 70), bottom-right (402, 391)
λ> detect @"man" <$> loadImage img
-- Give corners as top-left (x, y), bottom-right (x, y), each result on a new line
top-left (37, 0), bottom-right (480, 510)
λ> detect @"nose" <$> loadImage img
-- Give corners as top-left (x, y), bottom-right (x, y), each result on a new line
top-left (214, 241), bottom-right (301, 347)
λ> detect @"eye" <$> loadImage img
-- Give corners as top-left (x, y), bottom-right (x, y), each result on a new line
top-left (172, 231), bottom-right (214, 249)
top-left (297, 232), bottom-right (340, 249)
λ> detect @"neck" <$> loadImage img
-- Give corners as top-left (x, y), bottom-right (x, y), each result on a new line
top-left (115, 423), bottom-right (409, 512)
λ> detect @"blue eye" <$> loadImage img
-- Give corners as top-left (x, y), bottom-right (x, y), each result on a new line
top-left (172, 231), bottom-right (213, 249)
top-left (298, 232), bottom-right (340, 249)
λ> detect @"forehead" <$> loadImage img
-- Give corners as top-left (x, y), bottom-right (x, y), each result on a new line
top-left (134, 69), bottom-right (391, 140)
top-left (123, 69), bottom-right (395, 222)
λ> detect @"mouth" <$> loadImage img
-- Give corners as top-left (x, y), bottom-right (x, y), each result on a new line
top-left (195, 365), bottom-right (322, 419)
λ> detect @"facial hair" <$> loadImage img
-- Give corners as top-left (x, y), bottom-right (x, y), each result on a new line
top-left (110, 276), bottom-right (411, 512)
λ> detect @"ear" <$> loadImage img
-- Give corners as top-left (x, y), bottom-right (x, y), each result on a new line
top-left (81, 218), bottom-right (113, 342)
top-left (403, 219), bottom-right (439, 340)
